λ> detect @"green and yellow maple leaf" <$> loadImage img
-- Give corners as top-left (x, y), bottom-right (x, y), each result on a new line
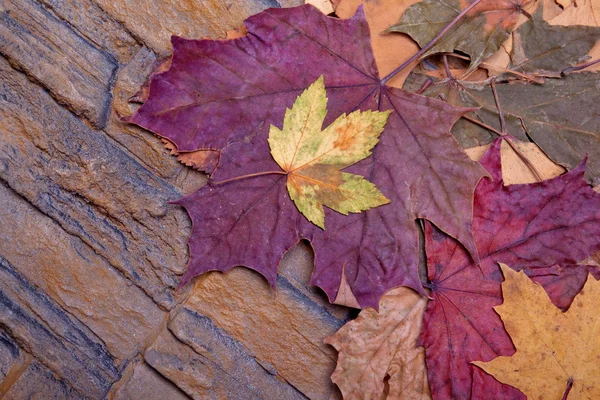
top-left (268, 76), bottom-right (390, 228)
top-left (473, 263), bottom-right (600, 399)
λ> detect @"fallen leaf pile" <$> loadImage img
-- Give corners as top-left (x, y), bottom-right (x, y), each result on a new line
top-left (125, 0), bottom-right (600, 397)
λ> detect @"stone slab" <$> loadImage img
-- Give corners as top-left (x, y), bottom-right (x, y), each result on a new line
top-left (0, 253), bottom-right (119, 398)
top-left (0, 0), bottom-right (116, 128)
top-left (0, 55), bottom-right (189, 308)
top-left (3, 361), bottom-right (84, 400)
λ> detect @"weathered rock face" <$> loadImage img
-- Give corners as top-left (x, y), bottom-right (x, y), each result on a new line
top-left (94, 0), bottom-right (305, 56)
top-left (112, 362), bottom-right (190, 400)
top-left (181, 266), bottom-right (344, 400)
top-left (0, 0), bottom-right (117, 128)
top-left (0, 55), bottom-right (189, 308)
top-left (0, 0), bottom-right (349, 398)
top-left (3, 361), bottom-right (85, 400)
top-left (145, 326), bottom-right (307, 400)
top-left (0, 331), bottom-right (20, 384)
top-left (0, 183), bottom-right (167, 362)
top-left (0, 253), bottom-right (120, 398)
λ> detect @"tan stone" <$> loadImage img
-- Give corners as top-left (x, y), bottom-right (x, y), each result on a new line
top-left (0, 55), bottom-right (189, 307)
top-left (145, 328), bottom-right (305, 399)
top-left (3, 362), bottom-right (84, 400)
top-left (167, 308), bottom-right (306, 399)
top-left (183, 266), bottom-right (344, 400)
top-left (37, 0), bottom-right (140, 64)
top-left (94, 0), bottom-right (295, 56)
top-left (113, 362), bottom-right (190, 400)
top-left (0, 0), bottom-right (116, 128)
top-left (0, 183), bottom-right (166, 362)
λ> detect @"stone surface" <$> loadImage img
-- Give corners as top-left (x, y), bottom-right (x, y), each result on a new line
top-left (278, 242), bottom-right (352, 321)
top-left (94, 0), bottom-right (304, 56)
top-left (38, 0), bottom-right (140, 63)
top-left (0, 182), bottom-right (166, 361)
top-left (0, 253), bottom-right (119, 398)
top-left (0, 0), bottom-right (116, 128)
top-left (3, 361), bottom-right (84, 400)
top-left (183, 267), bottom-right (345, 400)
top-left (0, 330), bottom-right (20, 382)
top-left (169, 308), bottom-right (306, 399)
top-left (0, 55), bottom-right (189, 308)
top-left (146, 329), bottom-right (305, 399)
top-left (113, 362), bottom-right (190, 400)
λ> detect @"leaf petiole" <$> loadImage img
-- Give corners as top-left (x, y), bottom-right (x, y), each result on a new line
top-left (210, 170), bottom-right (287, 185)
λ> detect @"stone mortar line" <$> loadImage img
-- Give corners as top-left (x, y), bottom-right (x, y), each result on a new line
top-left (0, 340), bottom-right (33, 397)
top-left (0, 322), bottom-right (95, 399)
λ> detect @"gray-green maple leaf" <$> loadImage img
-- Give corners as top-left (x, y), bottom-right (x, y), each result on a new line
top-left (387, 0), bottom-right (535, 72)
top-left (504, 6), bottom-right (600, 78)
top-left (404, 72), bottom-right (600, 185)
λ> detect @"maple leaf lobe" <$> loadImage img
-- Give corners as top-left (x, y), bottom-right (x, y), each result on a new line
top-left (473, 264), bottom-right (600, 399)
top-left (268, 76), bottom-right (390, 228)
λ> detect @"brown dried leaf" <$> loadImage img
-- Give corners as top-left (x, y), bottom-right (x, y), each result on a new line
top-left (162, 139), bottom-right (219, 173)
top-left (306, 0), bottom-right (335, 14)
top-left (326, 287), bottom-right (430, 400)
top-left (549, 0), bottom-right (600, 71)
top-left (466, 140), bottom-right (566, 184)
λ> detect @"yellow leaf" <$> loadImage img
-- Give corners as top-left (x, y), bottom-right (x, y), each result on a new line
top-left (325, 287), bottom-right (431, 400)
top-left (473, 264), bottom-right (600, 399)
top-left (268, 76), bottom-right (390, 229)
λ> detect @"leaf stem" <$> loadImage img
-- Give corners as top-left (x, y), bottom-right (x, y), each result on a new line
top-left (561, 378), bottom-right (573, 400)
top-left (490, 78), bottom-right (507, 134)
top-left (462, 116), bottom-right (544, 182)
top-left (442, 54), bottom-right (453, 79)
top-left (381, 0), bottom-right (484, 85)
top-left (444, 53), bottom-right (544, 83)
top-left (462, 114), bottom-right (504, 137)
top-left (563, 59), bottom-right (600, 74)
top-left (416, 77), bottom-right (434, 94)
top-left (210, 170), bottom-right (287, 185)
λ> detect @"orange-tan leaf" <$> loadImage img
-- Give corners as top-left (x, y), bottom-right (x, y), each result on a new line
top-left (326, 287), bottom-right (430, 399)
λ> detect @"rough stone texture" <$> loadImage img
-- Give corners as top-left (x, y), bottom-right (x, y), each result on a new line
top-left (3, 361), bottom-right (84, 400)
top-left (37, 0), bottom-right (140, 63)
top-left (145, 329), bottom-right (305, 399)
top-left (94, 0), bottom-right (304, 56)
top-left (0, 0), bottom-right (117, 128)
top-left (183, 268), bottom-right (344, 400)
top-left (0, 330), bottom-right (20, 382)
top-left (0, 253), bottom-right (119, 398)
top-left (113, 362), bottom-right (190, 400)
top-left (0, 0), bottom-right (348, 397)
top-left (169, 309), bottom-right (307, 399)
top-left (0, 181), bottom-right (166, 361)
top-left (0, 55), bottom-right (189, 308)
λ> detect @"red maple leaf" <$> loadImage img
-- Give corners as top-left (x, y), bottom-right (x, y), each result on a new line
top-left (421, 137), bottom-right (600, 399)
top-left (129, 5), bottom-right (485, 308)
